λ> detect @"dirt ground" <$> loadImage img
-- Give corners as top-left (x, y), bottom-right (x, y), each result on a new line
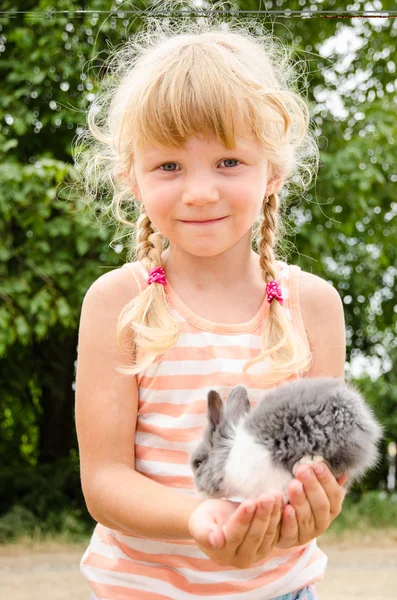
top-left (1, 532), bottom-right (397, 600)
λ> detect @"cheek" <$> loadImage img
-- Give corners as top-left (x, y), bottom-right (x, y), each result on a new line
top-left (228, 183), bottom-right (263, 215)
top-left (231, 197), bottom-right (263, 232)
top-left (142, 195), bottom-right (174, 232)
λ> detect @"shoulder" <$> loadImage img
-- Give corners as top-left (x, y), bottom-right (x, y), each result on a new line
top-left (76, 264), bottom-right (146, 386)
top-left (297, 269), bottom-right (346, 378)
top-left (298, 269), bottom-right (344, 318)
top-left (79, 264), bottom-right (141, 353)
top-left (82, 263), bottom-right (141, 308)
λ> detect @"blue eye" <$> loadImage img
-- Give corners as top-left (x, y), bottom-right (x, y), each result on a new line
top-left (221, 159), bottom-right (240, 168)
top-left (159, 163), bottom-right (179, 172)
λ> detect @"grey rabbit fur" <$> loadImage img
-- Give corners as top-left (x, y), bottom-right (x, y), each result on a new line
top-left (190, 377), bottom-right (383, 502)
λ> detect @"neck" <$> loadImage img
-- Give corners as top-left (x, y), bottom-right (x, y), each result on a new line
top-left (161, 232), bottom-right (263, 291)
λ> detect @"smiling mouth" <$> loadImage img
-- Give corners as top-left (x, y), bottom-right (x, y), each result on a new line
top-left (180, 217), bottom-right (227, 224)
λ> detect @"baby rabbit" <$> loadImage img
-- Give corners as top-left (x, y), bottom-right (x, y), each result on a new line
top-left (190, 377), bottom-right (382, 502)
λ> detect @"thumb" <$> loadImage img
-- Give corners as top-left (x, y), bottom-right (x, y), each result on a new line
top-left (208, 526), bottom-right (225, 549)
top-left (189, 506), bottom-right (225, 548)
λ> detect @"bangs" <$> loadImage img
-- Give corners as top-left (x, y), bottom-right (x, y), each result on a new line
top-left (126, 41), bottom-right (287, 154)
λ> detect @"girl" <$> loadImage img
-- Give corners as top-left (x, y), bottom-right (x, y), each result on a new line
top-left (74, 4), bottom-right (347, 599)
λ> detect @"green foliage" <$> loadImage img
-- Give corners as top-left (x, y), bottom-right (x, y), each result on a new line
top-left (0, 458), bottom-right (94, 542)
top-left (328, 491), bottom-right (397, 535)
top-left (0, 0), bottom-right (144, 479)
top-left (0, 504), bottom-right (93, 543)
top-left (0, 158), bottom-right (109, 354)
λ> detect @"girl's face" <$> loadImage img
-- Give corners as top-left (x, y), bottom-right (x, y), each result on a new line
top-left (131, 132), bottom-right (280, 258)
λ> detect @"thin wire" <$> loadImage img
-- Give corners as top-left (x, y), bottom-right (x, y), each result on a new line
top-left (0, 9), bottom-right (396, 18)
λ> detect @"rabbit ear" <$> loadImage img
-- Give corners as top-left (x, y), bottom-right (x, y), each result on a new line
top-left (207, 390), bottom-right (224, 431)
top-left (225, 385), bottom-right (251, 425)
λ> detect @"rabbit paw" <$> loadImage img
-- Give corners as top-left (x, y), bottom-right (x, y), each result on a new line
top-left (292, 455), bottom-right (324, 476)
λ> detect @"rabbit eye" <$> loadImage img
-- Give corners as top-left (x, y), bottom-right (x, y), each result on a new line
top-left (193, 459), bottom-right (204, 469)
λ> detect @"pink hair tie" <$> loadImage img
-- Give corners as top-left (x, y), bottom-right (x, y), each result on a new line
top-left (266, 280), bottom-right (283, 305)
top-left (147, 266), bottom-right (167, 286)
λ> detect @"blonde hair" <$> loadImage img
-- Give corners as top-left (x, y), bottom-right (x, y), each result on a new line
top-left (72, 0), bottom-right (319, 384)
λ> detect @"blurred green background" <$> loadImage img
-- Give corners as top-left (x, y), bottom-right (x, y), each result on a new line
top-left (1, 0), bottom-right (396, 543)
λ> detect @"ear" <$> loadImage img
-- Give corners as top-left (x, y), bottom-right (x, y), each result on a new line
top-left (207, 390), bottom-right (224, 431)
top-left (131, 181), bottom-right (141, 201)
top-left (266, 173), bottom-right (284, 197)
top-left (125, 165), bottom-right (141, 200)
top-left (225, 385), bottom-right (251, 425)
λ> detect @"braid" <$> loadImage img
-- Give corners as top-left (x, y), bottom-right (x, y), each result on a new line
top-left (258, 193), bottom-right (280, 282)
top-left (243, 190), bottom-right (312, 383)
top-left (135, 206), bottom-right (164, 271)
top-left (115, 204), bottom-right (180, 373)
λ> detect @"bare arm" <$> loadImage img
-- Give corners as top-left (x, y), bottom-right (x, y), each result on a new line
top-left (75, 267), bottom-right (202, 540)
top-left (87, 463), bottom-right (202, 539)
top-left (299, 270), bottom-right (346, 379)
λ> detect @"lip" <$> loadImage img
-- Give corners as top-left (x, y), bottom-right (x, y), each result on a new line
top-left (179, 217), bottom-right (227, 225)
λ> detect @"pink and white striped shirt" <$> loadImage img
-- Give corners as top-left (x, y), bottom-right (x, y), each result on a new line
top-left (80, 259), bottom-right (327, 600)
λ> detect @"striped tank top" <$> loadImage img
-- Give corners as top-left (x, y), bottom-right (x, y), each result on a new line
top-left (80, 259), bottom-right (328, 600)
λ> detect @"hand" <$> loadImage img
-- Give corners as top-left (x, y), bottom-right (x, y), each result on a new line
top-left (188, 494), bottom-right (284, 568)
top-left (276, 463), bottom-right (348, 548)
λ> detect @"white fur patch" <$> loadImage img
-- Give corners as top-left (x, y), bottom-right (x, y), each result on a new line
top-left (223, 422), bottom-right (293, 501)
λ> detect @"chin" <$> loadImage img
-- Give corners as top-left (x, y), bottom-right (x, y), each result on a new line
top-left (189, 249), bottom-right (227, 258)
top-left (183, 242), bottom-right (235, 258)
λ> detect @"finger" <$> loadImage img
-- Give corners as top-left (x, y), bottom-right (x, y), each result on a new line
top-left (288, 476), bottom-right (316, 535)
top-left (235, 496), bottom-right (275, 563)
top-left (295, 466), bottom-right (330, 533)
top-left (273, 518), bottom-right (283, 549)
top-left (277, 504), bottom-right (298, 548)
top-left (256, 495), bottom-right (284, 555)
top-left (222, 501), bottom-right (257, 550)
top-left (337, 473), bottom-right (349, 487)
top-left (311, 463), bottom-right (347, 518)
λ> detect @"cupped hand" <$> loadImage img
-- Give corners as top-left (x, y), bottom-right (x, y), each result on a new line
top-left (276, 462), bottom-right (348, 548)
top-left (188, 494), bottom-right (284, 569)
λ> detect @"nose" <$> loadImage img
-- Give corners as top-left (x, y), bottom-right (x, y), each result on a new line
top-left (181, 177), bottom-right (220, 206)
